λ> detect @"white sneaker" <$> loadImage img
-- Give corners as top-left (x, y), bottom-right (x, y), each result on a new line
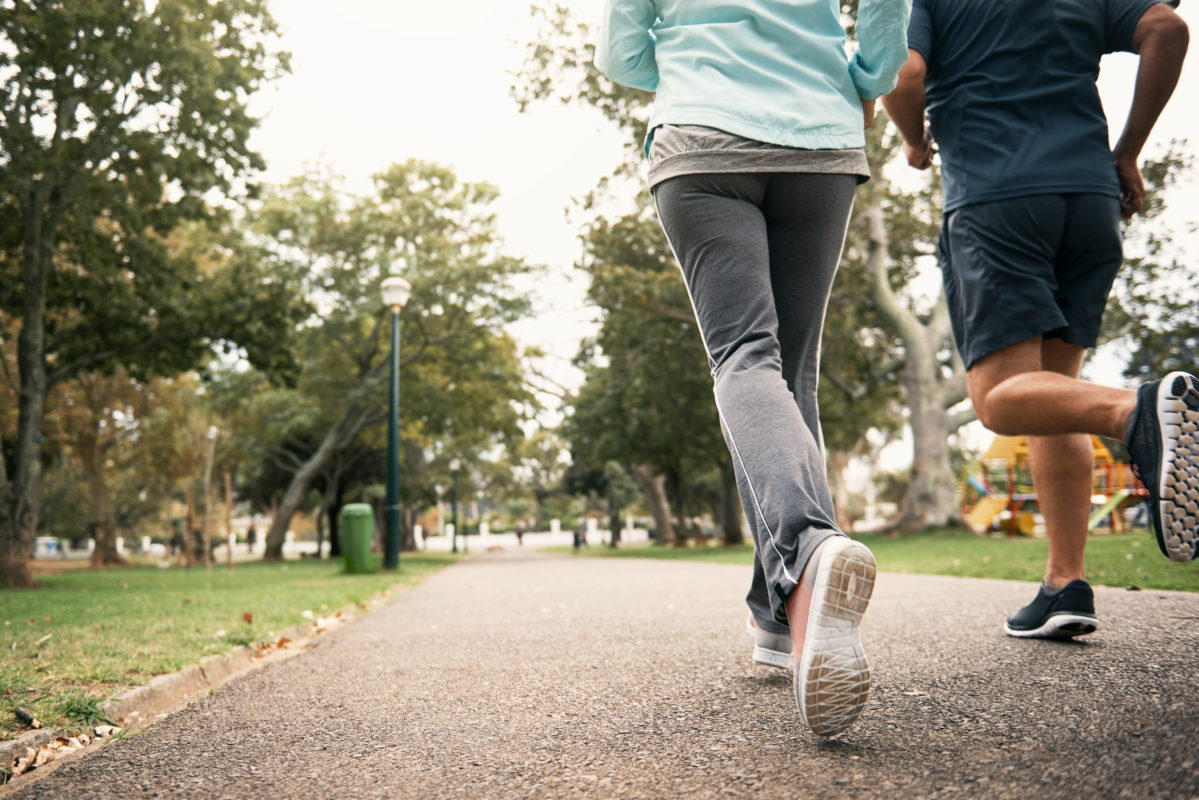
top-left (790, 537), bottom-right (875, 736)
top-left (746, 612), bottom-right (791, 669)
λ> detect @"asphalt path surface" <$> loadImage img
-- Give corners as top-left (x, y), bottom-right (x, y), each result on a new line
top-left (8, 548), bottom-right (1198, 799)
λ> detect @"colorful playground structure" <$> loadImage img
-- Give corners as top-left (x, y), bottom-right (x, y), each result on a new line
top-left (961, 435), bottom-right (1149, 536)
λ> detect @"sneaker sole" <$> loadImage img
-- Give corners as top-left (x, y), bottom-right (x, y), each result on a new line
top-left (795, 540), bottom-right (875, 737)
top-left (745, 615), bottom-right (791, 669)
top-left (752, 644), bottom-right (791, 669)
top-left (1004, 613), bottom-right (1099, 639)
top-left (1154, 373), bottom-right (1199, 562)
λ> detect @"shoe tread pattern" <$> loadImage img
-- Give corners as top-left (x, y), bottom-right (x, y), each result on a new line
top-left (1158, 372), bottom-right (1199, 562)
top-left (797, 542), bottom-right (875, 737)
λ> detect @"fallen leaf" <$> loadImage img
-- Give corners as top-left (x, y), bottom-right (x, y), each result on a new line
top-left (242, 612), bottom-right (253, 624)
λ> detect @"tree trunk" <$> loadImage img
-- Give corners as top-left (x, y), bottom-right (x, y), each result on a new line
top-left (863, 202), bottom-right (971, 531)
top-left (891, 379), bottom-right (962, 530)
top-left (85, 441), bottom-right (125, 567)
top-left (263, 408), bottom-right (368, 561)
top-left (630, 463), bottom-right (675, 545)
top-left (224, 470), bottom-right (234, 569)
top-left (315, 500), bottom-right (326, 559)
top-left (607, 503), bottom-right (622, 549)
top-left (534, 490), bottom-right (549, 531)
top-left (402, 509), bottom-right (416, 552)
top-left (184, 481), bottom-right (196, 569)
top-left (201, 434), bottom-right (216, 568)
top-left (827, 449), bottom-right (855, 534)
top-left (328, 482), bottom-right (343, 557)
top-left (719, 458), bottom-right (745, 545)
top-left (1, 211), bottom-right (53, 588)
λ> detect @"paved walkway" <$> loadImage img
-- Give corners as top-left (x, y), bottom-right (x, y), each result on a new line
top-left (7, 550), bottom-right (1198, 799)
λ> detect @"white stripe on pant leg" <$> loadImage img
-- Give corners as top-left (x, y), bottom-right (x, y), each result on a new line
top-left (652, 193), bottom-right (798, 586)
top-left (713, 400), bottom-right (799, 585)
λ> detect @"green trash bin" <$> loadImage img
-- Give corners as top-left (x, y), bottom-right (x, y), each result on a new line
top-left (340, 503), bottom-right (377, 574)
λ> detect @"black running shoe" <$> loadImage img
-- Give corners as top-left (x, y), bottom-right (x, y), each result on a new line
top-left (1126, 371), bottom-right (1199, 562)
top-left (1004, 580), bottom-right (1099, 639)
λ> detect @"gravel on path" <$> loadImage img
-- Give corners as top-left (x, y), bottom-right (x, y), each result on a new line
top-left (7, 548), bottom-right (1198, 800)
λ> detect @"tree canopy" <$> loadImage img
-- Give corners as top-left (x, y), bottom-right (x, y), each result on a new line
top-left (0, 0), bottom-right (293, 586)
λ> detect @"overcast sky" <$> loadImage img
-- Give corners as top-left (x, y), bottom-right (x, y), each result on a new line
top-left (248, 0), bottom-right (1199, 422)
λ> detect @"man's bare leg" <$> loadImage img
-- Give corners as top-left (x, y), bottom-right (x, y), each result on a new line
top-left (967, 337), bottom-right (1105, 637)
top-left (968, 338), bottom-right (1096, 586)
top-left (1027, 340), bottom-right (1092, 587)
top-left (968, 338), bottom-right (1135, 440)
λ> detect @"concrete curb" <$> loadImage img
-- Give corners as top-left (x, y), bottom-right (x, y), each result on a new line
top-left (101, 645), bottom-right (257, 726)
top-left (1, 580), bottom-right (407, 786)
top-left (1, 623), bottom-right (311, 784)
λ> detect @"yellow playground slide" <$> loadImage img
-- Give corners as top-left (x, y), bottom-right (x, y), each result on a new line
top-left (965, 495), bottom-right (1008, 534)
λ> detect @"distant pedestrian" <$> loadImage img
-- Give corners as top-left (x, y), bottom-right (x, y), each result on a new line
top-left (515, 522), bottom-right (525, 547)
top-left (597, 0), bottom-right (910, 736)
top-left (882, 0), bottom-right (1192, 639)
top-left (246, 525), bottom-right (257, 554)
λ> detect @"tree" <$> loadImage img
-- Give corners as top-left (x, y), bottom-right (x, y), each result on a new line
top-left (512, 429), bottom-right (569, 531)
top-left (564, 203), bottom-right (740, 545)
top-left (245, 162), bottom-right (535, 560)
top-left (0, 0), bottom-right (292, 586)
top-left (45, 370), bottom-right (144, 566)
top-left (1099, 147), bottom-right (1198, 380)
top-left (138, 374), bottom-right (218, 567)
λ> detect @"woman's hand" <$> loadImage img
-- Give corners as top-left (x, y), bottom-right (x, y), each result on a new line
top-left (861, 98), bottom-right (876, 129)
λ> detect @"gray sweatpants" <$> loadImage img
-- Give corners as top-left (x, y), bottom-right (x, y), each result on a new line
top-left (651, 172), bottom-right (857, 633)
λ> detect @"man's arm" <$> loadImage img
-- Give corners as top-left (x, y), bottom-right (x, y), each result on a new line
top-left (1112, 3), bottom-right (1189, 218)
top-left (880, 50), bottom-right (936, 169)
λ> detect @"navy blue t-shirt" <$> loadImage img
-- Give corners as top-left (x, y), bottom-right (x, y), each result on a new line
top-left (908, 0), bottom-right (1177, 212)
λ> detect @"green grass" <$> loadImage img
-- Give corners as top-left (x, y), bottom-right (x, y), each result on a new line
top-left (0, 554), bottom-right (457, 740)
top-left (551, 528), bottom-right (1199, 592)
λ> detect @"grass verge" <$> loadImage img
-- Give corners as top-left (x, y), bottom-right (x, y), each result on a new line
top-left (0, 554), bottom-right (457, 740)
top-left (549, 528), bottom-right (1199, 592)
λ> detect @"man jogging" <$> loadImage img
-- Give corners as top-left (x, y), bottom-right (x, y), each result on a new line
top-left (882, 0), bottom-right (1192, 638)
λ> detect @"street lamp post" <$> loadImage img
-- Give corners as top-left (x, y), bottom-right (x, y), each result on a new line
top-left (450, 458), bottom-right (461, 554)
top-left (381, 275), bottom-right (412, 571)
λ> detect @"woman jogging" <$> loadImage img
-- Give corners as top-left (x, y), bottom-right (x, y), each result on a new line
top-left (596, 0), bottom-right (910, 736)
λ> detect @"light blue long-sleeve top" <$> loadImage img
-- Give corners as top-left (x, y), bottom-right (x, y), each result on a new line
top-left (595, 0), bottom-right (911, 152)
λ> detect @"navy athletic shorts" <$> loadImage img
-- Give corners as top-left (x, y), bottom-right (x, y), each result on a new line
top-left (938, 193), bottom-right (1123, 370)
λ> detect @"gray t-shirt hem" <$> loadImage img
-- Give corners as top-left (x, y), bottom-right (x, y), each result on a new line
top-left (647, 125), bottom-right (871, 188)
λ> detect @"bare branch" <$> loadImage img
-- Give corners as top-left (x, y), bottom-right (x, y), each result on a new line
top-left (948, 406), bottom-right (978, 431)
